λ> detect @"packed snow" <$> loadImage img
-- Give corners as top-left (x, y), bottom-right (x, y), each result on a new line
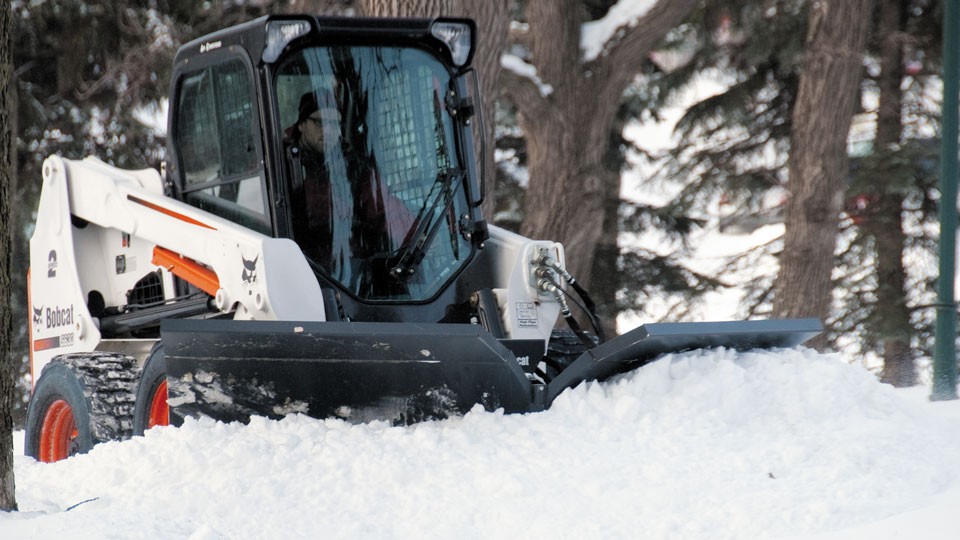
top-left (3, 347), bottom-right (960, 539)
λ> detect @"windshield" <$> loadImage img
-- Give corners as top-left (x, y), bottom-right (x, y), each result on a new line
top-left (276, 46), bottom-right (472, 302)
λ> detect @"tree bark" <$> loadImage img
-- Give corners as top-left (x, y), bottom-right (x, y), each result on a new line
top-left (357, 0), bottom-right (455, 17)
top-left (282, 0), bottom-right (353, 15)
top-left (515, 0), bottom-right (696, 289)
top-left (1, 0), bottom-right (18, 512)
top-left (773, 0), bottom-right (874, 348)
top-left (869, 0), bottom-right (914, 386)
top-left (591, 162), bottom-right (621, 339)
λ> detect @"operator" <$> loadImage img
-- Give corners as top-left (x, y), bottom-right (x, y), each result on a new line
top-left (289, 90), bottom-right (416, 291)
top-left (288, 90), bottom-right (348, 269)
top-left (294, 92), bottom-right (340, 159)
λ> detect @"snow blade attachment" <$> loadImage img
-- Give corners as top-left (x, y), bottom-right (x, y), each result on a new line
top-left (545, 318), bottom-right (823, 405)
top-left (160, 319), bottom-right (536, 425)
top-left (160, 318), bottom-right (820, 425)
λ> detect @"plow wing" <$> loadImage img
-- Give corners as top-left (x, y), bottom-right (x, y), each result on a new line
top-left (160, 318), bottom-right (822, 425)
top-left (545, 318), bottom-right (823, 403)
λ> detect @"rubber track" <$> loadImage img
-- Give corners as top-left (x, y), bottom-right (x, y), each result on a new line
top-left (55, 353), bottom-right (138, 443)
top-left (544, 329), bottom-right (591, 381)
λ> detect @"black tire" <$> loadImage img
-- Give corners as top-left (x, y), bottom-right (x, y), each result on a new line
top-left (25, 354), bottom-right (137, 462)
top-left (133, 345), bottom-right (167, 435)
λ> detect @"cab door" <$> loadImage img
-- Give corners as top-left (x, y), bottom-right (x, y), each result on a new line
top-left (168, 49), bottom-right (271, 235)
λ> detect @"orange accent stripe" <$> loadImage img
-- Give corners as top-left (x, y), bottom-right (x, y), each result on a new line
top-left (152, 246), bottom-right (221, 297)
top-left (33, 337), bottom-right (61, 353)
top-left (128, 195), bottom-right (217, 230)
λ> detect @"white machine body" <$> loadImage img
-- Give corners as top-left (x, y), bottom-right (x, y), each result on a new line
top-left (28, 156), bottom-right (565, 383)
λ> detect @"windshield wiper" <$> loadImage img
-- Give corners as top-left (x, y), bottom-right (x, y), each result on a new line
top-left (390, 168), bottom-right (464, 280)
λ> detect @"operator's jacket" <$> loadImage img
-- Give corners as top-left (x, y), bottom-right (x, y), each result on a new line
top-left (299, 144), bottom-right (415, 268)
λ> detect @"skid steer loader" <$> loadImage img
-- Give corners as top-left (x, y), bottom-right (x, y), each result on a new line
top-left (24, 15), bottom-right (821, 462)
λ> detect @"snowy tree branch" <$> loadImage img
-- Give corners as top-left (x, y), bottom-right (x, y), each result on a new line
top-left (588, 0), bottom-right (698, 87)
top-left (498, 62), bottom-right (550, 119)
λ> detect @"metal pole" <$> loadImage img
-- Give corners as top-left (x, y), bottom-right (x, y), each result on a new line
top-left (932, 0), bottom-right (960, 401)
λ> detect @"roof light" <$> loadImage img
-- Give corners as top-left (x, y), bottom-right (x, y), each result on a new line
top-left (263, 19), bottom-right (311, 63)
top-left (431, 21), bottom-right (473, 67)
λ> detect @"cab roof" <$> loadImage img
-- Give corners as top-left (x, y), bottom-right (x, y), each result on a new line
top-left (174, 15), bottom-right (474, 70)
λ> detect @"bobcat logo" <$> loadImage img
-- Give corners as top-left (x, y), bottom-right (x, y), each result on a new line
top-left (32, 306), bottom-right (43, 330)
top-left (241, 255), bottom-right (259, 285)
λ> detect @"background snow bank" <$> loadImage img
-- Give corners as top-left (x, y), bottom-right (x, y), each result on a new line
top-left (4, 348), bottom-right (960, 540)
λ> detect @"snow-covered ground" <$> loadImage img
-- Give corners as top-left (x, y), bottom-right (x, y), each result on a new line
top-left (3, 347), bottom-right (960, 539)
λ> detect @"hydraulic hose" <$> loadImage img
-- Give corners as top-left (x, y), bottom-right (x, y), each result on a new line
top-left (535, 256), bottom-right (607, 343)
top-left (537, 275), bottom-right (596, 349)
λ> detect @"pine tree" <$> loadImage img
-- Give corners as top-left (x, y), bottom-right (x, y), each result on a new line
top-left (836, 0), bottom-right (941, 382)
top-left (644, 0), bottom-right (943, 375)
top-left (615, 2), bottom-right (810, 326)
top-left (773, 0), bottom-right (876, 345)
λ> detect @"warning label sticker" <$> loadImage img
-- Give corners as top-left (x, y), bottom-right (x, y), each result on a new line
top-left (517, 302), bottom-right (538, 328)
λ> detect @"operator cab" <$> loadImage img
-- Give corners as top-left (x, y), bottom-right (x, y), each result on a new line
top-left (165, 16), bottom-right (487, 321)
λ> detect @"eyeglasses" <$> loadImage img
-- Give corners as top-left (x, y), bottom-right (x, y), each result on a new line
top-left (305, 109), bottom-right (338, 128)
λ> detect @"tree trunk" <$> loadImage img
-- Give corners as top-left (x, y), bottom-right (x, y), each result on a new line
top-left (282, 0), bottom-right (353, 15)
top-left (357, 0), bottom-right (455, 17)
top-left (773, 0), bottom-right (874, 348)
top-left (591, 163), bottom-right (622, 338)
top-left (520, 93), bottom-right (611, 287)
top-left (1, 0), bottom-right (18, 512)
top-left (517, 0), bottom-right (611, 287)
top-left (512, 0), bottom-right (697, 290)
top-left (872, 192), bottom-right (913, 384)
top-left (870, 0), bottom-right (915, 386)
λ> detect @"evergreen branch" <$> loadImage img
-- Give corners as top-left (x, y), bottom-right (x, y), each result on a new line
top-left (589, 0), bottom-right (699, 90)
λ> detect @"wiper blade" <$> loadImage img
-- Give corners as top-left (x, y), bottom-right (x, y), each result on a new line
top-left (390, 169), bottom-right (464, 279)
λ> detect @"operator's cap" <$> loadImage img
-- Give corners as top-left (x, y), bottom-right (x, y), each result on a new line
top-left (297, 89), bottom-right (338, 124)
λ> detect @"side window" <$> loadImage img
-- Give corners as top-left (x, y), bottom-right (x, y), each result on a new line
top-left (175, 57), bottom-right (269, 234)
top-left (177, 70), bottom-right (221, 184)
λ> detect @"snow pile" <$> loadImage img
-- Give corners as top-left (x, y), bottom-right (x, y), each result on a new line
top-left (3, 347), bottom-right (960, 539)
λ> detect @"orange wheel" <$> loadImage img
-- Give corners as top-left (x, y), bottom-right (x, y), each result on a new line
top-left (134, 346), bottom-right (170, 434)
top-left (39, 399), bottom-right (79, 463)
top-left (26, 356), bottom-right (134, 462)
top-left (147, 379), bottom-right (169, 428)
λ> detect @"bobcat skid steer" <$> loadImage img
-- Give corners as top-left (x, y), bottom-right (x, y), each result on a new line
top-left (24, 15), bottom-right (821, 462)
